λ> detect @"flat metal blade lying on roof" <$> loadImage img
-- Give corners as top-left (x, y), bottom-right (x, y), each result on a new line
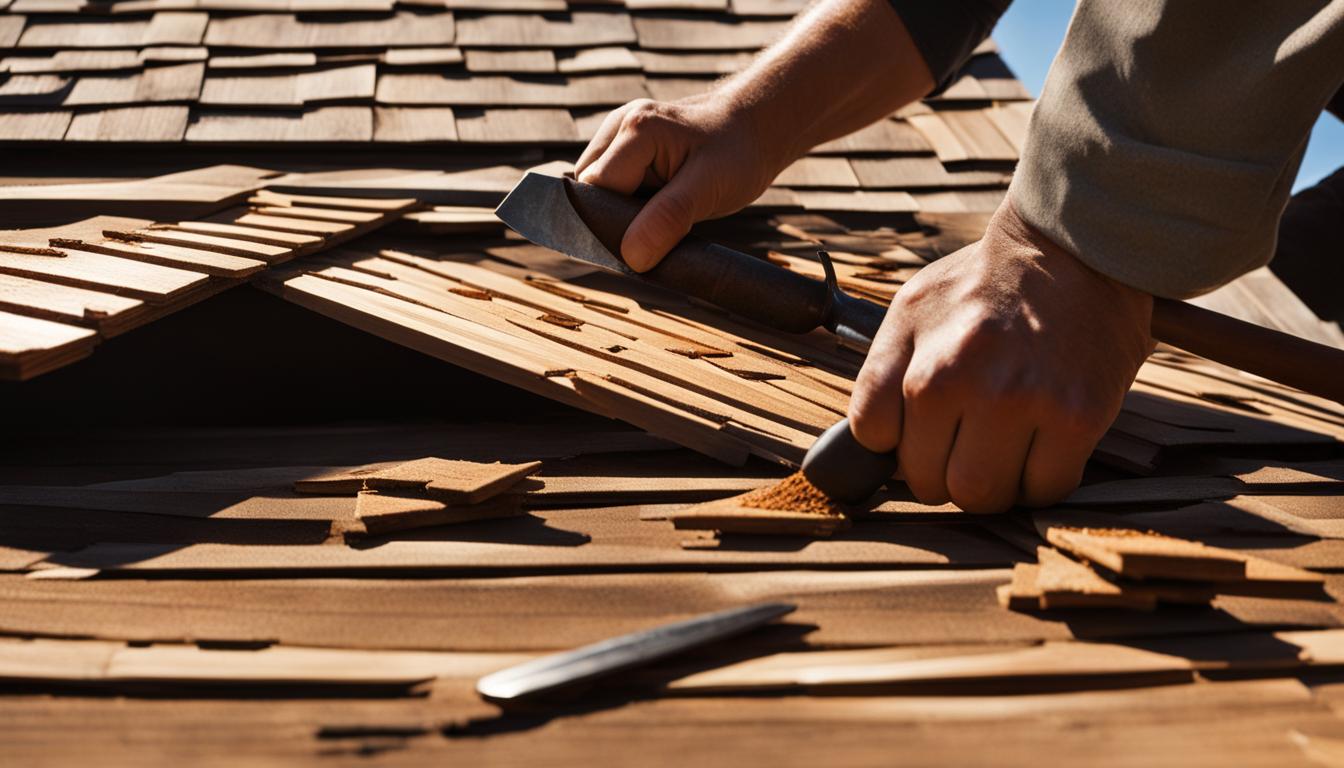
top-left (475, 601), bottom-right (796, 703)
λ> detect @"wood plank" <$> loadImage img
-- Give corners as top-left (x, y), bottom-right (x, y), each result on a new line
top-left (0, 272), bottom-right (143, 332)
top-left (0, 15), bottom-right (23, 48)
top-left (455, 12), bottom-right (635, 48)
top-left (986, 101), bottom-right (1033, 153)
top-left (0, 244), bottom-right (209, 301)
top-left (813, 119), bottom-right (931, 154)
top-left (125, 228), bottom-right (292, 260)
top-left (293, 260), bottom-right (819, 460)
top-left (774, 157), bottom-right (862, 188)
top-left (64, 62), bottom-right (204, 106)
top-left (141, 11), bottom-right (209, 45)
top-left (632, 16), bottom-right (787, 50)
top-left (199, 63), bottom-right (376, 107)
top-left (938, 109), bottom-right (1019, 161)
top-left (373, 106), bottom-right (459, 142)
top-left (274, 273), bottom-right (596, 412)
top-left (157, 221), bottom-right (323, 249)
top-left (248, 205), bottom-right (382, 224)
top-left (68, 236), bottom-right (267, 278)
top-left (34, 512), bottom-right (1023, 577)
top-left (203, 12), bottom-right (456, 49)
top-left (905, 113), bottom-right (969, 162)
top-left (310, 457), bottom-right (541, 504)
top-left (633, 50), bottom-right (754, 74)
top-left (0, 74), bottom-right (72, 106)
top-left (3, 50), bottom-right (141, 75)
top-left (249, 189), bottom-right (415, 212)
top-left (0, 110), bottom-right (70, 140)
top-left (230, 211), bottom-right (356, 236)
top-left (375, 73), bottom-right (649, 107)
top-left (454, 108), bottom-right (578, 142)
top-left (185, 107), bottom-right (373, 142)
top-left (0, 308), bottom-right (96, 379)
top-left (382, 47), bottom-right (463, 67)
top-left (463, 49), bottom-right (556, 73)
top-left (207, 52), bottom-right (317, 70)
top-left (64, 105), bottom-right (189, 141)
top-left (556, 46), bottom-right (641, 73)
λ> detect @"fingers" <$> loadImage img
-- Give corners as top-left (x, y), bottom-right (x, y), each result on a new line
top-left (944, 410), bottom-right (1034, 514)
top-left (1019, 412), bottom-right (1100, 507)
top-left (620, 157), bottom-right (715, 271)
top-left (576, 123), bottom-right (660, 196)
top-left (849, 311), bottom-right (913, 453)
top-left (894, 353), bottom-right (962, 506)
top-left (574, 105), bottom-right (630, 179)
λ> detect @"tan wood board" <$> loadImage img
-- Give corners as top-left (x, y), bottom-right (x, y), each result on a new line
top-left (0, 245), bottom-right (209, 301)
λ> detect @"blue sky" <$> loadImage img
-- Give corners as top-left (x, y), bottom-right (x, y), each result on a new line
top-left (994, 1), bottom-right (1344, 193)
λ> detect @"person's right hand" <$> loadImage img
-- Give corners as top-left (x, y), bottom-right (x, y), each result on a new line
top-left (575, 96), bottom-right (791, 272)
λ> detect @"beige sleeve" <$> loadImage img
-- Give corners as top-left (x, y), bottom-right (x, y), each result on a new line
top-left (1008, 0), bottom-right (1344, 299)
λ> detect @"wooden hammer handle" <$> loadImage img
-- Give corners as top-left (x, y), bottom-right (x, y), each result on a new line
top-left (1152, 297), bottom-right (1344, 404)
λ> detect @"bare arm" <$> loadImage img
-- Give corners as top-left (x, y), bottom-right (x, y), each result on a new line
top-left (575, 0), bottom-right (933, 271)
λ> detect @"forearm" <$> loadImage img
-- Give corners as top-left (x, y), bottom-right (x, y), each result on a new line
top-left (716, 0), bottom-right (934, 167)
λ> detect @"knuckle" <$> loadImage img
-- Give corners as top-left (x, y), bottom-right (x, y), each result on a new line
top-left (1050, 392), bottom-right (1111, 439)
top-left (946, 467), bottom-right (1008, 514)
top-left (620, 100), bottom-right (663, 132)
top-left (902, 358), bottom-right (958, 402)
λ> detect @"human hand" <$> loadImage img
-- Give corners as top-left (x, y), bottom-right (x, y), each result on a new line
top-left (848, 201), bottom-right (1153, 513)
top-left (574, 96), bottom-right (790, 272)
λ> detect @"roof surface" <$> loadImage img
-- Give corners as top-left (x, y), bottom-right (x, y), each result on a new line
top-left (2, 2), bottom-right (1344, 765)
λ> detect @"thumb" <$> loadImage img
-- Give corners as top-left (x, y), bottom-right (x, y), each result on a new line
top-left (847, 315), bottom-right (913, 453)
top-left (621, 158), bottom-right (715, 272)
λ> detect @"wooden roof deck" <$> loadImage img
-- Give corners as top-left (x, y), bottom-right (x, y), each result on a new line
top-left (1, 1), bottom-right (1343, 764)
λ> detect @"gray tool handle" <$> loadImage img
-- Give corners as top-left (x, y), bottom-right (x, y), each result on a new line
top-left (564, 179), bottom-right (832, 334)
top-left (801, 418), bottom-right (899, 504)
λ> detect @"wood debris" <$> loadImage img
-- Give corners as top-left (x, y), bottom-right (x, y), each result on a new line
top-left (665, 471), bottom-right (850, 537)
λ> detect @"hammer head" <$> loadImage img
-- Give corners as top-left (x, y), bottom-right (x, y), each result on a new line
top-left (800, 418), bottom-right (900, 506)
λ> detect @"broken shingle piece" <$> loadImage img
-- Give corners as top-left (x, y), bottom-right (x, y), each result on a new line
top-left (295, 457), bottom-right (542, 505)
top-left (1035, 547), bottom-right (1158, 612)
top-left (666, 472), bottom-right (850, 537)
top-left (350, 489), bottom-right (524, 536)
top-left (1047, 527), bottom-right (1246, 582)
top-left (1046, 526), bottom-right (1326, 593)
top-left (363, 457), bottom-right (542, 503)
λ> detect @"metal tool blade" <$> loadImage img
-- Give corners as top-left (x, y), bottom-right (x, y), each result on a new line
top-left (475, 601), bottom-right (796, 703)
top-left (494, 171), bottom-right (632, 275)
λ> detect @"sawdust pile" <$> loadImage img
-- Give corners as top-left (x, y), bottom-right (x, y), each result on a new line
top-left (737, 472), bottom-right (844, 517)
